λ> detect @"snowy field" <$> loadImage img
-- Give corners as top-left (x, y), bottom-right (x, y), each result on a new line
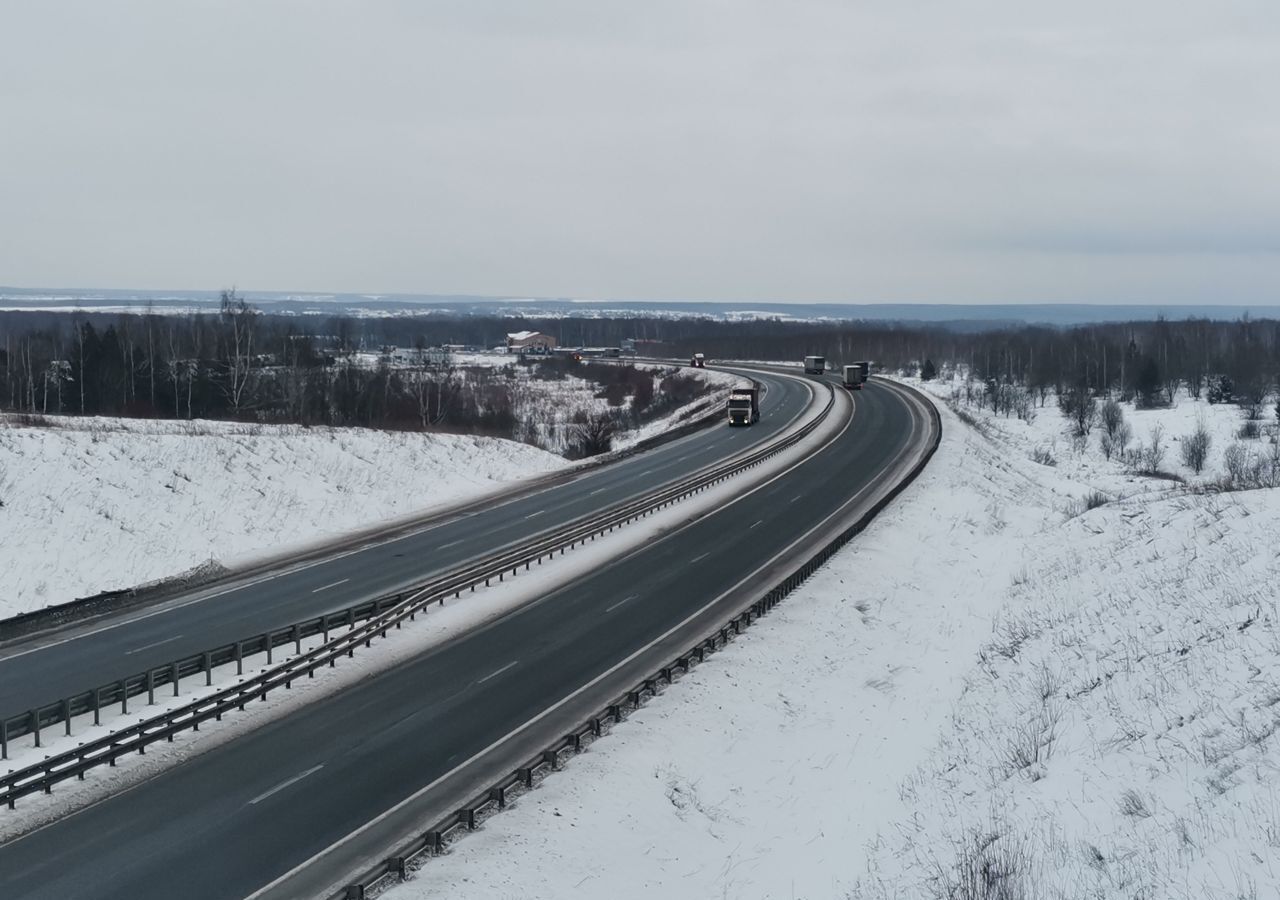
top-left (381, 380), bottom-right (1280, 900)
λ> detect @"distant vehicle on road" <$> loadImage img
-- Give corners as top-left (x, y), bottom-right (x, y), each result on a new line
top-left (727, 386), bottom-right (760, 425)
top-left (843, 361), bottom-right (871, 390)
top-left (803, 355), bottom-right (826, 375)
top-left (691, 353), bottom-right (706, 368)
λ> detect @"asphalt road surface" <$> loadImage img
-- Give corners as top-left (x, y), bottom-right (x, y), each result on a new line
top-left (0, 370), bottom-right (810, 718)
top-left (0, 374), bottom-right (933, 900)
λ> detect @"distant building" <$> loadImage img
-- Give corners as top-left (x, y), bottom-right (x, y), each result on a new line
top-left (506, 331), bottom-right (558, 354)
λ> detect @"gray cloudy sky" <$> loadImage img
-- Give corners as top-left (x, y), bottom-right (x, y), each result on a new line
top-left (2, 1), bottom-right (1278, 303)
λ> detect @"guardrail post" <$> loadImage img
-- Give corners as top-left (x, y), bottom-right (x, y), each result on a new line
top-left (344, 886), bottom-right (365, 900)
top-left (172, 662), bottom-right (180, 697)
top-left (426, 831), bottom-right (444, 854)
top-left (294, 624), bottom-right (302, 654)
top-left (491, 785), bottom-right (506, 809)
top-left (390, 856), bottom-right (407, 881)
top-left (63, 699), bottom-right (71, 736)
top-left (518, 767), bottom-right (533, 787)
top-left (1, 719), bottom-right (8, 760)
top-left (204, 652), bottom-right (213, 686)
top-left (590, 717), bottom-right (602, 737)
top-left (266, 634), bottom-right (273, 665)
top-left (323, 616), bottom-right (331, 643)
top-left (92, 686), bottom-right (102, 726)
top-left (147, 669), bottom-right (156, 705)
top-left (461, 807), bottom-right (476, 831)
top-left (235, 642), bottom-right (244, 676)
top-left (542, 749), bottom-right (559, 771)
top-left (30, 709), bottom-right (40, 748)
top-left (120, 679), bottom-right (128, 715)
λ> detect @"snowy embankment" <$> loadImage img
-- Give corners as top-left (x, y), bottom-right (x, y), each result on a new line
top-left (0, 420), bottom-right (565, 620)
top-left (381, 381), bottom-right (1279, 900)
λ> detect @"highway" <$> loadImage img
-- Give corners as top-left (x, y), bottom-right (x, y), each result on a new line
top-left (0, 370), bottom-right (811, 718)
top-left (0, 374), bottom-right (937, 900)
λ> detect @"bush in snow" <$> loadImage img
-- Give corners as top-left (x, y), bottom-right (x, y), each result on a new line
top-left (1220, 441), bottom-right (1280, 490)
top-left (1206, 374), bottom-right (1234, 405)
top-left (1099, 421), bottom-right (1131, 462)
top-left (1238, 420), bottom-right (1262, 440)
top-left (1180, 418), bottom-right (1212, 474)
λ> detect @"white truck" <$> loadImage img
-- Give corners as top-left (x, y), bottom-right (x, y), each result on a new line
top-left (803, 355), bottom-right (826, 375)
top-left (843, 361), bottom-right (870, 390)
top-left (727, 386), bottom-right (760, 426)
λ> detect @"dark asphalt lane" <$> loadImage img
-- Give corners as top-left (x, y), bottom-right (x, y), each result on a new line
top-left (0, 377), bottom-right (929, 900)
top-left (0, 370), bottom-right (810, 718)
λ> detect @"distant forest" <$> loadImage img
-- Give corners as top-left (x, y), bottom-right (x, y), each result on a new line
top-left (2, 294), bottom-right (1278, 428)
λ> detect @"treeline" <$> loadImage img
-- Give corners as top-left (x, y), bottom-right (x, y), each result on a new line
top-left (3, 298), bottom-right (1278, 425)
top-left (0, 294), bottom-right (715, 455)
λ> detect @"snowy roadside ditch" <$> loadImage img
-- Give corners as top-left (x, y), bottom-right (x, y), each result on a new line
top-left (373, 379), bottom-right (1280, 900)
top-left (0, 377), bottom-right (838, 840)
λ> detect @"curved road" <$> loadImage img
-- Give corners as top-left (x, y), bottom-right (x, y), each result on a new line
top-left (0, 374), bottom-right (935, 900)
top-left (0, 371), bottom-right (811, 717)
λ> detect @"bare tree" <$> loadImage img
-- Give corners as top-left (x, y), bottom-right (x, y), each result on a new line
top-left (1142, 424), bottom-right (1166, 474)
top-left (1058, 383), bottom-right (1097, 437)
top-left (220, 289), bottom-right (257, 416)
top-left (1180, 416), bottom-right (1212, 474)
top-left (1100, 398), bottom-right (1124, 439)
top-left (569, 413), bottom-right (617, 458)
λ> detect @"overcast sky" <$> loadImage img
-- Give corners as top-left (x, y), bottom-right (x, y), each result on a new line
top-left (2, 1), bottom-right (1278, 303)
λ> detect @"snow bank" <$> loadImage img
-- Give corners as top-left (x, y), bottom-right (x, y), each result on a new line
top-left (0, 418), bottom-right (565, 618)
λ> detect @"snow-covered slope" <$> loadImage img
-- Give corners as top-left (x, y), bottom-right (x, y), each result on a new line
top-left (379, 382), bottom-right (1279, 900)
top-left (0, 419), bottom-right (565, 619)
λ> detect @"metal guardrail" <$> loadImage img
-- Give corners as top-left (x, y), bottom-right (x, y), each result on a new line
top-left (333, 381), bottom-right (942, 900)
top-left (0, 378), bottom-right (836, 807)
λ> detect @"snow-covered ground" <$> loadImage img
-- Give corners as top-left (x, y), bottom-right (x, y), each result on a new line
top-left (0, 419), bottom-right (565, 619)
top-left (379, 381), bottom-right (1280, 900)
